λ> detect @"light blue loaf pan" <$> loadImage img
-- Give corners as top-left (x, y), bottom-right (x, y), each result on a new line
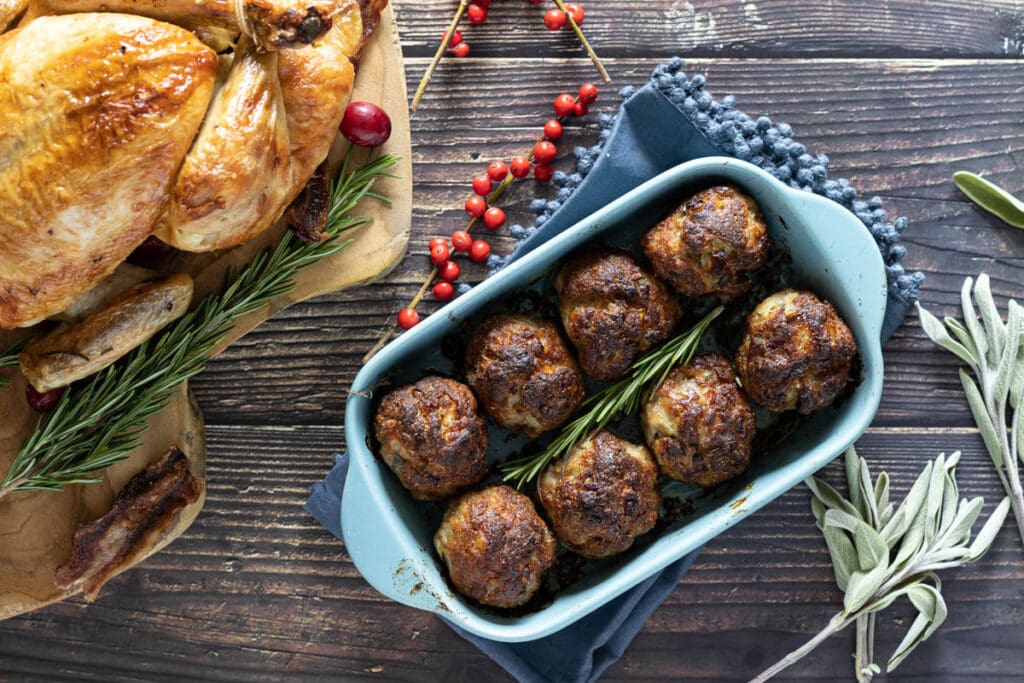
top-left (342, 157), bottom-right (887, 642)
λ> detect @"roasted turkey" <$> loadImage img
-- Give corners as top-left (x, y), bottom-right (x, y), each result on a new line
top-left (0, 0), bottom-right (385, 329)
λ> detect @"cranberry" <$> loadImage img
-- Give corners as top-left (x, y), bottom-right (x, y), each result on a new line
top-left (397, 308), bottom-right (420, 329)
top-left (482, 207), bottom-right (506, 230)
top-left (564, 3), bottom-right (584, 24)
top-left (510, 157), bottom-right (532, 179)
top-left (27, 385), bottom-right (65, 412)
top-left (439, 260), bottom-right (461, 282)
top-left (487, 160), bottom-right (509, 182)
top-left (534, 163), bottom-right (555, 182)
top-left (430, 243), bottom-right (450, 266)
top-left (465, 195), bottom-right (487, 217)
top-left (469, 239), bottom-right (491, 263)
top-left (452, 230), bottom-right (473, 252)
top-left (340, 101), bottom-right (392, 148)
top-left (472, 175), bottom-right (493, 196)
top-left (533, 140), bottom-right (557, 164)
top-left (453, 42), bottom-right (470, 58)
top-left (578, 82), bottom-right (599, 104)
top-left (433, 281), bottom-right (454, 301)
top-left (543, 9), bottom-right (566, 30)
top-left (553, 93), bottom-right (576, 117)
top-left (544, 119), bottom-right (563, 140)
top-left (467, 3), bottom-right (487, 24)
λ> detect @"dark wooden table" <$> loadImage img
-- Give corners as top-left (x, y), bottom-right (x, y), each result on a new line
top-left (3, 1), bottom-right (1024, 680)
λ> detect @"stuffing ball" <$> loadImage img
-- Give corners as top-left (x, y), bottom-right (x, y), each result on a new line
top-left (641, 353), bottom-right (756, 488)
top-left (465, 314), bottom-right (586, 437)
top-left (434, 485), bottom-right (557, 608)
top-left (734, 289), bottom-right (857, 414)
top-left (538, 430), bottom-right (660, 558)
top-left (641, 184), bottom-right (770, 301)
top-left (373, 376), bottom-right (489, 500)
top-left (555, 249), bottom-right (682, 382)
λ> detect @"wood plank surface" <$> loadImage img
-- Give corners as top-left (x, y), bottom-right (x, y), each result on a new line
top-left (2, 0), bottom-right (1024, 679)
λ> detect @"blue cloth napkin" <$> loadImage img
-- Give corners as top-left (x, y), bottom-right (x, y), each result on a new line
top-left (307, 58), bottom-right (919, 682)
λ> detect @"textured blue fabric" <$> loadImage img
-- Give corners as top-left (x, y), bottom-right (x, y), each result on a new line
top-left (307, 58), bottom-right (921, 683)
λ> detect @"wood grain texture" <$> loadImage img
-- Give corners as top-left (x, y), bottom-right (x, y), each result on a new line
top-left (3, 0), bottom-right (1024, 678)
top-left (0, 427), bottom-right (1019, 681)
top-left (394, 0), bottom-right (1024, 59)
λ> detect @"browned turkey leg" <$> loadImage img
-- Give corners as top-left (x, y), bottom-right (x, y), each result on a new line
top-left (39, 0), bottom-right (334, 49)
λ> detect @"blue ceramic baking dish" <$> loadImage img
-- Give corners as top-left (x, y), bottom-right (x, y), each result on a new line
top-left (342, 157), bottom-right (886, 642)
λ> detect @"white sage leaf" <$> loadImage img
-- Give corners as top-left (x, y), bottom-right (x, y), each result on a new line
top-left (886, 611), bottom-right (931, 672)
top-left (938, 459), bottom-right (961, 535)
top-left (909, 583), bottom-right (948, 641)
top-left (845, 447), bottom-right (866, 518)
top-left (844, 562), bottom-right (889, 613)
top-left (862, 581), bottom-right (918, 614)
top-left (854, 522), bottom-right (889, 572)
top-left (822, 525), bottom-right (857, 591)
top-left (960, 370), bottom-right (1004, 468)
top-left (824, 508), bottom-right (863, 534)
top-left (968, 497), bottom-right (1011, 561)
top-left (880, 505), bottom-right (911, 549)
top-left (941, 497), bottom-right (984, 548)
top-left (806, 476), bottom-right (862, 519)
top-left (892, 511), bottom-right (927, 572)
top-left (874, 472), bottom-right (890, 522)
top-left (944, 317), bottom-right (980, 361)
top-left (953, 171), bottom-right (1024, 229)
top-left (975, 274), bottom-right (1005, 361)
top-left (961, 277), bottom-right (987, 361)
top-left (811, 496), bottom-right (828, 527)
top-left (993, 300), bottom-right (1021, 405)
top-left (923, 452), bottom-right (949, 543)
top-left (916, 303), bottom-right (978, 367)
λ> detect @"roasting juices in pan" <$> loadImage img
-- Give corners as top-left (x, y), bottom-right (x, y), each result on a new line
top-left (368, 184), bottom-right (860, 610)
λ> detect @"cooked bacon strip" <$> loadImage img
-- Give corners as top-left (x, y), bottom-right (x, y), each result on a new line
top-left (54, 447), bottom-right (203, 601)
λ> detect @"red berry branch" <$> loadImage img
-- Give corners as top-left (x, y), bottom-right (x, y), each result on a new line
top-left (409, 0), bottom-right (609, 113)
top-left (364, 84), bottom-right (600, 362)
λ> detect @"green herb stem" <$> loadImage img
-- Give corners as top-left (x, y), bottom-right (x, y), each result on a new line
top-left (499, 305), bottom-right (722, 488)
top-left (0, 152), bottom-right (399, 498)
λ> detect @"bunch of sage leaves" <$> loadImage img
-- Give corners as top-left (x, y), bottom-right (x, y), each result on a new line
top-left (752, 448), bottom-right (1009, 682)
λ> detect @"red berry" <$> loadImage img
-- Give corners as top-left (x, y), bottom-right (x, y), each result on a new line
top-left (439, 260), bottom-right (461, 282)
top-left (469, 239), bottom-right (491, 263)
top-left (543, 8), bottom-right (566, 30)
top-left (452, 230), bottom-right (473, 252)
top-left (529, 0), bottom-right (542, 3)
top-left (465, 195), bottom-right (487, 217)
top-left (534, 163), bottom-right (555, 182)
top-left (467, 3), bottom-right (487, 24)
top-left (533, 140), bottom-right (557, 164)
top-left (510, 157), bottom-right (531, 179)
top-left (453, 42), bottom-right (470, 58)
top-left (429, 237), bottom-right (448, 252)
top-left (472, 175), bottom-right (492, 196)
top-left (573, 102), bottom-right (589, 116)
top-left (445, 29), bottom-right (463, 47)
top-left (553, 93), bottom-right (576, 117)
top-left (433, 281), bottom-right (454, 302)
top-left (578, 82), bottom-right (599, 104)
top-left (487, 160), bottom-right (509, 182)
top-left (397, 308), bottom-right (420, 329)
top-left (544, 119), bottom-right (563, 140)
top-left (339, 101), bottom-right (392, 147)
top-left (564, 3), bottom-right (584, 24)
top-left (483, 206), bottom-right (506, 230)
top-left (26, 385), bottom-right (65, 412)
top-left (476, 0), bottom-right (490, 7)
top-left (430, 243), bottom-right (450, 266)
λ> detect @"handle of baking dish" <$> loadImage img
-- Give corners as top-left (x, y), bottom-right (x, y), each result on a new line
top-left (340, 458), bottom-right (449, 614)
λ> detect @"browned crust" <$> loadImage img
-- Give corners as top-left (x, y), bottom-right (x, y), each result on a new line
top-left (734, 289), bottom-right (857, 414)
top-left (285, 160), bottom-right (330, 242)
top-left (434, 485), bottom-right (556, 608)
top-left (555, 249), bottom-right (682, 382)
top-left (641, 353), bottom-right (756, 487)
top-left (357, 0), bottom-right (387, 47)
top-left (242, 0), bottom-right (333, 49)
top-left (373, 376), bottom-right (489, 500)
top-left (464, 314), bottom-right (585, 437)
top-left (641, 185), bottom-right (769, 301)
top-left (53, 447), bottom-right (203, 601)
top-left (538, 430), bottom-right (660, 559)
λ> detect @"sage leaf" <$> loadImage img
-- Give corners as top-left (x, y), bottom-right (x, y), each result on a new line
top-left (844, 562), bottom-right (888, 613)
top-left (824, 508), bottom-right (864, 535)
top-left (854, 522), bottom-right (888, 571)
top-left (944, 317), bottom-right (980, 362)
top-left (968, 497), bottom-right (1011, 561)
top-left (887, 611), bottom-right (931, 672)
top-left (916, 303), bottom-right (978, 367)
top-left (846, 447), bottom-right (866, 519)
top-left (806, 475), bottom-right (861, 519)
top-left (923, 452), bottom-right (949, 543)
top-left (975, 274), bottom-right (1005, 359)
top-left (822, 525), bottom-right (857, 591)
top-left (953, 171), bottom-right (1024, 229)
top-left (941, 497), bottom-right (984, 548)
top-left (961, 277), bottom-right (988, 361)
top-left (960, 370), bottom-right (1004, 468)
top-left (992, 299), bottom-right (1021, 405)
top-left (908, 583), bottom-right (948, 641)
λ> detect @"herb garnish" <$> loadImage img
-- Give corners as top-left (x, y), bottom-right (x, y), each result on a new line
top-left (0, 152), bottom-right (398, 498)
top-left (917, 274), bottom-right (1024, 545)
top-left (953, 171), bottom-right (1024, 229)
top-left (499, 305), bottom-right (722, 488)
top-left (753, 448), bottom-right (1009, 682)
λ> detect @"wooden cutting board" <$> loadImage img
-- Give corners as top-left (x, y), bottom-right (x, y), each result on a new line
top-left (0, 3), bottom-right (411, 620)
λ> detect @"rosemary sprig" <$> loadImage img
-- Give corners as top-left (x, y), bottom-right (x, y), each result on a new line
top-left (0, 152), bottom-right (399, 498)
top-left (917, 274), bottom-right (1024, 545)
top-left (499, 305), bottom-right (722, 488)
top-left (753, 448), bottom-right (1010, 682)
top-left (0, 341), bottom-right (21, 390)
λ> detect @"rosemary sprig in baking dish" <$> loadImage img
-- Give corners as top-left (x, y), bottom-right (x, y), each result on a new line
top-left (500, 305), bottom-right (722, 488)
top-left (0, 152), bottom-right (399, 498)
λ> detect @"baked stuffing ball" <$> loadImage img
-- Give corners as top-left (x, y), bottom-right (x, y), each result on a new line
top-left (465, 314), bottom-right (586, 437)
top-left (538, 430), bottom-right (660, 559)
top-left (734, 289), bottom-right (857, 414)
top-left (641, 185), bottom-right (770, 301)
top-left (555, 249), bottom-right (682, 382)
top-left (641, 353), bottom-right (756, 488)
top-left (434, 485), bottom-right (557, 608)
top-left (373, 376), bottom-right (489, 500)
